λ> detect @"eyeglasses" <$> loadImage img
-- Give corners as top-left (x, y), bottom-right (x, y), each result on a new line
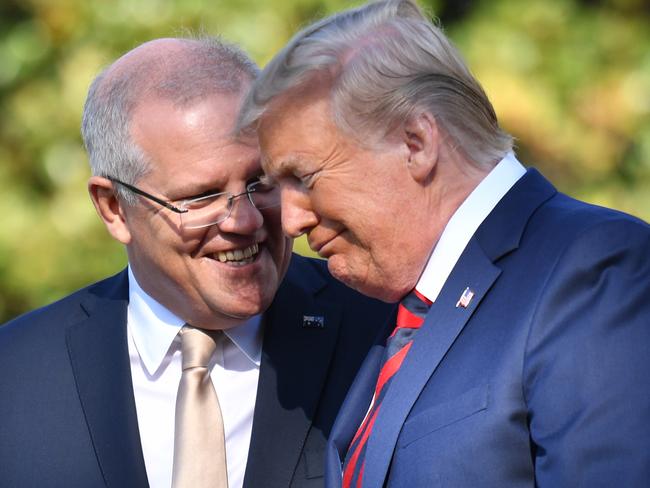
top-left (108, 177), bottom-right (280, 229)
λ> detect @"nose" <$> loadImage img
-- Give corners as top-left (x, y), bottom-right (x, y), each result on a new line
top-left (217, 194), bottom-right (263, 235)
top-left (280, 182), bottom-right (319, 238)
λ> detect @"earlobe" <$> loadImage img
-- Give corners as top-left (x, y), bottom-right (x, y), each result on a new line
top-left (404, 112), bottom-right (439, 184)
top-left (88, 176), bottom-right (132, 244)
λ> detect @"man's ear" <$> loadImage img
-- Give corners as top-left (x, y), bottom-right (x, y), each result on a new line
top-left (88, 176), bottom-right (132, 245)
top-left (403, 111), bottom-right (439, 183)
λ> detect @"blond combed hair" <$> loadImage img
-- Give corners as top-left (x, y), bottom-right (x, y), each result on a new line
top-left (239, 0), bottom-right (512, 168)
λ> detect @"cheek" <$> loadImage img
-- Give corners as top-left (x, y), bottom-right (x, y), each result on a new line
top-left (280, 235), bottom-right (293, 261)
top-left (179, 225), bottom-right (210, 246)
top-left (263, 206), bottom-right (283, 227)
top-left (265, 210), bottom-right (288, 244)
top-left (261, 210), bottom-right (293, 268)
top-left (271, 236), bottom-right (293, 282)
top-left (320, 184), bottom-right (386, 229)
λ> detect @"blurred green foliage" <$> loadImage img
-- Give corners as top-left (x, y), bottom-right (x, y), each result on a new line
top-left (1, 0), bottom-right (648, 323)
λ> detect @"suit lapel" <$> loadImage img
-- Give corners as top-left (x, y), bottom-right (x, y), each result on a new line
top-left (325, 335), bottom-right (389, 488)
top-left (66, 271), bottom-right (149, 488)
top-left (362, 170), bottom-right (557, 487)
top-left (243, 260), bottom-right (342, 488)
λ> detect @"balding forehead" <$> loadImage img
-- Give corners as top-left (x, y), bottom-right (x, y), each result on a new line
top-left (97, 39), bottom-right (203, 95)
top-left (92, 37), bottom-right (255, 114)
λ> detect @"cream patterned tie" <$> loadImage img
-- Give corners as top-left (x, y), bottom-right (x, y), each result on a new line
top-left (172, 325), bottom-right (228, 488)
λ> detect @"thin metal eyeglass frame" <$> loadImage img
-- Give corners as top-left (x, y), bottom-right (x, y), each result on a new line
top-left (108, 177), bottom-right (187, 214)
top-left (107, 177), bottom-right (274, 227)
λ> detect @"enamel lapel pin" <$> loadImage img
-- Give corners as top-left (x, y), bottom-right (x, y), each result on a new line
top-left (302, 315), bottom-right (325, 329)
top-left (456, 287), bottom-right (475, 308)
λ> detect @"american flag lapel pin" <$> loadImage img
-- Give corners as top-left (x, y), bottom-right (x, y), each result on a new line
top-left (456, 287), bottom-right (475, 308)
top-left (302, 315), bottom-right (325, 329)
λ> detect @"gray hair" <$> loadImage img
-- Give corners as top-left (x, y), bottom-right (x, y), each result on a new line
top-left (239, 0), bottom-right (512, 168)
top-left (82, 37), bottom-right (259, 203)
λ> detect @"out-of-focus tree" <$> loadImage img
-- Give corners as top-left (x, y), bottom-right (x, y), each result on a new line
top-left (1, 0), bottom-right (648, 323)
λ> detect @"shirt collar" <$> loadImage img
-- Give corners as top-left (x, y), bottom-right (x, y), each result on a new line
top-left (415, 152), bottom-right (526, 303)
top-left (127, 267), bottom-right (263, 375)
top-left (223, 318), bottom-right (263, 367)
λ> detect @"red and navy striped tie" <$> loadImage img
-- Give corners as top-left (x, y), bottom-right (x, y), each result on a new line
top-left (342, 289), bottom-right (432, 488)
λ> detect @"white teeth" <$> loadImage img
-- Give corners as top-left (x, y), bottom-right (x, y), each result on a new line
top-left (215, 243), bottom-right (259, 264)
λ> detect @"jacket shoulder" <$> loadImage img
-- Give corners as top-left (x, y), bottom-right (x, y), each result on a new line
top-left (537, 191), bottom-right (648, 232)
top-left (0, 270), bottom-right (128, 344)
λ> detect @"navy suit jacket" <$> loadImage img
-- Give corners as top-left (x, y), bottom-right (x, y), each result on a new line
top-left (0, 254), bottom-right (393, 488)
top-left (326, 170), bottom-right (650, 487)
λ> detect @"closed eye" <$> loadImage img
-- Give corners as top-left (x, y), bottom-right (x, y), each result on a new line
top-left (249, 177), bottom-right (277, 193)
top-left (185, 188), bottom-right (225, 200)
top-left (168, 183), bottom-right (225, 202)
top-left (248, 173), bottom-right (275, 187)
top-left (298, 170), bottom-right (320, 189)
top-left (176, 188), bottom-right (229, 212)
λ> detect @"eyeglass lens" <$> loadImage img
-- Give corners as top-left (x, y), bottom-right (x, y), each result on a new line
top-left (180, 183), bottom-right (280, 229)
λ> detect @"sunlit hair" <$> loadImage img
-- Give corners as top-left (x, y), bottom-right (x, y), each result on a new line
top-left (238, 0), bottom-right (512, 168)
top-left (81, 37), bottom-right (259, 203)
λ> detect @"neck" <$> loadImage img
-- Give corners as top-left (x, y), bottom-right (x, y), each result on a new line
top-left (428, 152), bottom-right (490, 241)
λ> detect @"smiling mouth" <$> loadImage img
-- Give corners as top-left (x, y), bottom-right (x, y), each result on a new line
top-left (310, 232), bottom-right (341, 257)
top-left (211, 243), bottom-right (260, 265)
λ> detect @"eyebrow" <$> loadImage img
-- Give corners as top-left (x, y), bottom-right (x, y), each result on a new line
top-left (264, 154), bottom-right (308, 178)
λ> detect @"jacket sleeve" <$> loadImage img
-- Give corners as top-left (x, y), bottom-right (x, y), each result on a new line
top-left (523, 217), bottom-right (650, 486)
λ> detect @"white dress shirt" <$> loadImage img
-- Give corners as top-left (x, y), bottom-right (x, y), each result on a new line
top-left (415, 153), bottom-right (526, 302)
top-left (127, 268), bottom-right (262, 488)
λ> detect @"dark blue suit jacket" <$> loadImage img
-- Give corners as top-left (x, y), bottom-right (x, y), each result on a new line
top-left (0, 254), bottom-right (393, 488)
top-left (326, 170), bottom-right (650, 487)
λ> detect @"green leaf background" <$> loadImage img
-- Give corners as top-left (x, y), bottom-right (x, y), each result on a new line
top-left (1, 0), bottom-right (648, 322)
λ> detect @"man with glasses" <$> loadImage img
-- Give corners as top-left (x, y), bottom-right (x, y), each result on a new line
top-left (0, 37), bottom-right (391, 488)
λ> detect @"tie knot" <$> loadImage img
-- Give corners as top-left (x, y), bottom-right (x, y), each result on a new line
top-left (396, 289), bottom-right (432, 329)
top-left (180, 325), bottom-right (220, 370)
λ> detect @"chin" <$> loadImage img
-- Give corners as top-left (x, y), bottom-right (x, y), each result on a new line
top-left (232, 289), bottom-right (275, 316)
top-left (328, 259), bottom-right (407, 303)
top-left (199, 305), bottom-right (261, 330)
top-left (221, 301), bottom-right (264, 320)
top-left (327, 258), bottom-right (352, 285)
top-left (359, 283), bottom-right (404, 303)
top-left (327, 264), bottom-right (380, 300)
